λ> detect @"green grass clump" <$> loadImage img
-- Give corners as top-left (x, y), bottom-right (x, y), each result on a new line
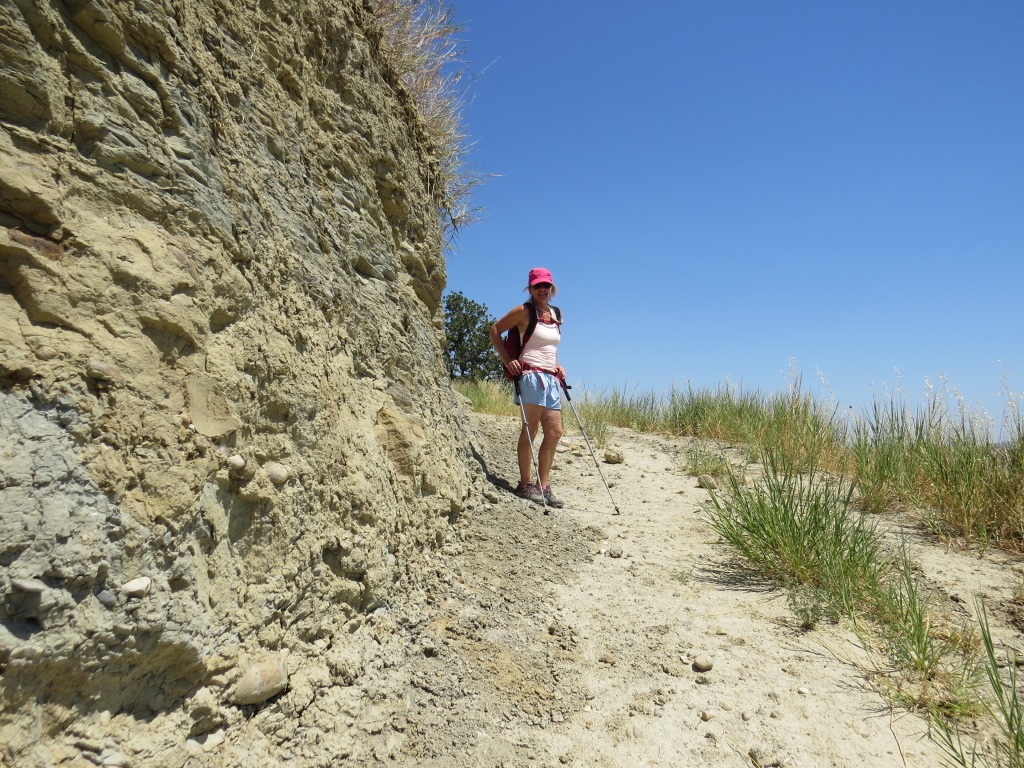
top-left (917, 420), bottom-right (1024, 548)
top-left (705, 446), bottom-right (885, 623)
top-left (848, 389), bottom-right (1024, 549)
top-left (849, 396), bottom-right (925, 514)
top-left (684, 444), bottom-right (731, 479)
top-left (453, 379), bottom-right (517, 417)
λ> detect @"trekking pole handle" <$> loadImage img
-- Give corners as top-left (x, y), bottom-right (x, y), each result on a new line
top-left (558, 375), bottom-right (573, 401)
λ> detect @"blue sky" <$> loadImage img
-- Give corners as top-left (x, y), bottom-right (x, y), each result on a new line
top-left (442, 0), bottom-right (1023, 435)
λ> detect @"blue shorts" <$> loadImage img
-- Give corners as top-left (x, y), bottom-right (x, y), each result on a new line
top-left (513, 371), bottom-right (562, 410)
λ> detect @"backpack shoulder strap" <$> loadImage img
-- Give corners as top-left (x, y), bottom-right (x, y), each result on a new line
top-left (551, 305), bottom-right (562, 325)
top-left (521, 301), bottom-right (539, 347)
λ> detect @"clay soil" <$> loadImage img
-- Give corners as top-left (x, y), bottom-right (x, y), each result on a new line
top-left (357, 411), bottom-right (1024, 768)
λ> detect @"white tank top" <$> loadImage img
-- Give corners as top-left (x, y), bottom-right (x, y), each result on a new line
top-left (521, 318), bottom-right (560, 371)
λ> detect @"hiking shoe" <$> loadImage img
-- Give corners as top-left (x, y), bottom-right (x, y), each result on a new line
top-left (542, 485), bottom-right (564, 508)
top-left (515, 482), bottom-right (545, 504)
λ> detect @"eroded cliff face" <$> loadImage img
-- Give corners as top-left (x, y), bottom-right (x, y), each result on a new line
top-left (0, 1), bottom-right (478, 763)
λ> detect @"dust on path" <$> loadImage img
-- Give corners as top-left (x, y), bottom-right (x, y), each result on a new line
top-left (376, 411), bottom-right (1021, 768)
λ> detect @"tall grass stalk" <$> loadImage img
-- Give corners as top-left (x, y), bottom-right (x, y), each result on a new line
top-left (865, 547), bottom-right (981, 718)
top-left (572, 394), bottom-right (610, 447)
top-left (932, 602), bottom-right (1024, 768)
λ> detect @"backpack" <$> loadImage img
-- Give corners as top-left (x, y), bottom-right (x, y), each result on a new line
top-left (502, 302), bottom-right (561, 380)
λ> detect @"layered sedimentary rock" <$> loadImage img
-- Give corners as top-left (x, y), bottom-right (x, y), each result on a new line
top-left (0, 1), bottom-right (476, 763)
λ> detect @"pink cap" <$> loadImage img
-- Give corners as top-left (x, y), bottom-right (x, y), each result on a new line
top-left (528, 267), bottom-right (554, 286)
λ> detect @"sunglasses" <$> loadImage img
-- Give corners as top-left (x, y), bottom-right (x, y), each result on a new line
top-left (531, 283), bottom-right (553, 290)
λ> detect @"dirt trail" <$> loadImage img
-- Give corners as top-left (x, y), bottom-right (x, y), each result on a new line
top-left (373, 411), bottom-right (1023, 768)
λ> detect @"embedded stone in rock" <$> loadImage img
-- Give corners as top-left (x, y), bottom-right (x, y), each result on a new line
top-left (11, 577), bottom-right (47, 593)
top-left (121, 576), bottom-right (152, 597)
top-left (692, 655), bottom-right (714, 672)
top-left (96, 590), bottom-right (118, 607)
top-left (186, 373), bottom-right (242, 438)
top-left (226, 455), bottom-right (246, 470)
top-left (232, 654), bottom-right (288, 705)
top-left (34, 346), bottom-right (59, 360)
top-left (85, 360), bottom-right (125, 385)
top-left (603, 448), bottom-right (624, 464)
top-left (264, 462), bottom-right (289, 485)
top-left (697, 474), bottom-right (718, 490)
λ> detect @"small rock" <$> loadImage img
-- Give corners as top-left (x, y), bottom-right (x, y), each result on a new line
top-left (232, 654), bottom-right (288, 705)
top-left (741, 711), bottom-right (752, 721)
top-left (692, 655), bottom-right (714, 673)
top-left (202, 731), bottom-right (225, 751)
top-left (603, 448), bottom-right (624, 464)
top-left (34, 346), bottom-right (59, 361)
top-left (598, 652), bottom-right (617, 666)
top-left (121, 576), bottom-right (152, 597)
top-left (607, 547), bottom-right (624, 559)
top-left (226, 455), bottom-right (246, 470)
top-left (697, 474), bottom-right (718, 490)
top-left (264, 462), bottom-right (289, 485)
top-left (85, 360), bottom-right (126, 385)
top-left (484, 489), bottom-right (500, 503)
top-left (700, 710), bottom-right (715, 721)
top-left (797, 687), bottom-right (809, 695)
top-left (96, 590), bottom-right (118, 608)
top-left (11, 577), bottom-right (47, 593)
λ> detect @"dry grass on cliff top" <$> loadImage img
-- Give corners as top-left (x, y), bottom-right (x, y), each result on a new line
top-left (369, 0), bottom-right (481, 238)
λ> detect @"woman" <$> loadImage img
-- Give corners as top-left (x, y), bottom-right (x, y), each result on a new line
top-left (489, 267), bottom-right (566, 508)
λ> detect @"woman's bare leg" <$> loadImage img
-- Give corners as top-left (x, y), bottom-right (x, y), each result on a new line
top-left (537, 408), bottom-right (563, 488)
top-left (518, 403), bottom-right (544, 485)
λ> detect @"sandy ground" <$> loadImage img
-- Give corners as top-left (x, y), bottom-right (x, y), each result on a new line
top-left (374, 411), bottom-right (1024, 768)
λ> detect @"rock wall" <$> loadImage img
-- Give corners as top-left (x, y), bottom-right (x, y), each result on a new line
top-left (0, 0), bottom-right (478, 763)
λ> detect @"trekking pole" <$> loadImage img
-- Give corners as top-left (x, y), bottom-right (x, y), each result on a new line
top-left (514, 377), bottom-right (549, 515)
top-left (559, 378), bottom-right (621, 516)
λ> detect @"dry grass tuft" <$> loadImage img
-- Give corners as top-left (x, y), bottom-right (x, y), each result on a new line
top-left (368, 0), bottom-right (482, 241)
